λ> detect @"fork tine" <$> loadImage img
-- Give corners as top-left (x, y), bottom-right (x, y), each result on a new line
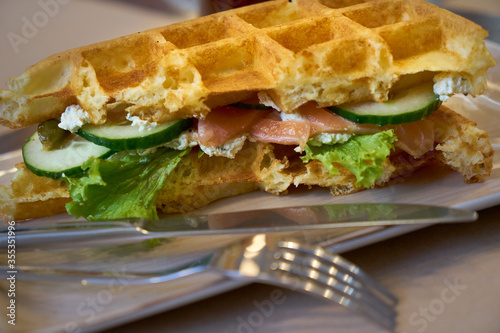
top-left (276, 249), bottom-right (397, 319)
top-left (267, 263), bottom-right (396, 330)
top-left (278, 249), bottom-right (375, 295)
top-left (279, 241), bottom-right (397, 305)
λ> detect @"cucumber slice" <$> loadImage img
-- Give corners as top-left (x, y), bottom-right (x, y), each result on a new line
top-left (23, 131), bottom-right (113, 179)
top-left (329, 83), bottom-right (442, 126)
top-left (77, 118), bottom-right (193, 151)
top-left (231, 102), bottom-right (273, 110)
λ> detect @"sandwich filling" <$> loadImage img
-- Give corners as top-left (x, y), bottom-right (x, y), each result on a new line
top-left (22, 80), bottom-right (448, 220)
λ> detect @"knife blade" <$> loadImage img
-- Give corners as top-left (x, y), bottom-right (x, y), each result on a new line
top-left (1, 203), bottom-right (476, 246)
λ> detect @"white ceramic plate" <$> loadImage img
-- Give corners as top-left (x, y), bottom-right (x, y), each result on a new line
top-left (1, 41), bottom-right (499, 333)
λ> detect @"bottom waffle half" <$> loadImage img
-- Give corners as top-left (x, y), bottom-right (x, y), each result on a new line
top-left (0, 106), bottom-right (493, 222)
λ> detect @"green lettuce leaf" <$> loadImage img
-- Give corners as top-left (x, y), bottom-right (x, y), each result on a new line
top-left (64, 148), bottom-right (190, 220)
top-left (301, 130), bottom-right (396, 188)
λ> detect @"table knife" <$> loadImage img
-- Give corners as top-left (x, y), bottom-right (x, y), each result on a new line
top-left (0, 203), bottom-right (476, 246)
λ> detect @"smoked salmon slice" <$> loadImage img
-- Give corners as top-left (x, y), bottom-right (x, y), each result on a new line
top-left (198, 102), bottom-right (377, 149)
top-left (298, 103), bottom-right (357, 135)
top-left (386, 119), bottom-right (435, 158)
top-left (198, 106), bottom-right (270, 147)
top-left (251, 118), bottom-right (312, 148)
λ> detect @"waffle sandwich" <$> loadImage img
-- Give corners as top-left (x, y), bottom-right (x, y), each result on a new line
top-left (0, 0), bottom-right (496, 221)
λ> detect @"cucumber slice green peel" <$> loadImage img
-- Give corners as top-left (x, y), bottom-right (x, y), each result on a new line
top-left (328, 83), bottom-right (442, 126)
top-left (23, 131), bottom-right (114, 179)
top-left (77, 118), bottom-right (194, 151)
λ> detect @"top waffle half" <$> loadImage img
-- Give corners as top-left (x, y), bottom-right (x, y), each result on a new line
top-left (0, 0), bottom-right (496, 129)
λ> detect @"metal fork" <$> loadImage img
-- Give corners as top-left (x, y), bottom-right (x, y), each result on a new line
top-left (213, 235), bottom-right (397, 330)
top-left (3, 234), bottom-right (397, 330)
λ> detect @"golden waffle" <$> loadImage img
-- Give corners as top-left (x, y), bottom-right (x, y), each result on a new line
top-left (0, 0), bottom-right (495, 129)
